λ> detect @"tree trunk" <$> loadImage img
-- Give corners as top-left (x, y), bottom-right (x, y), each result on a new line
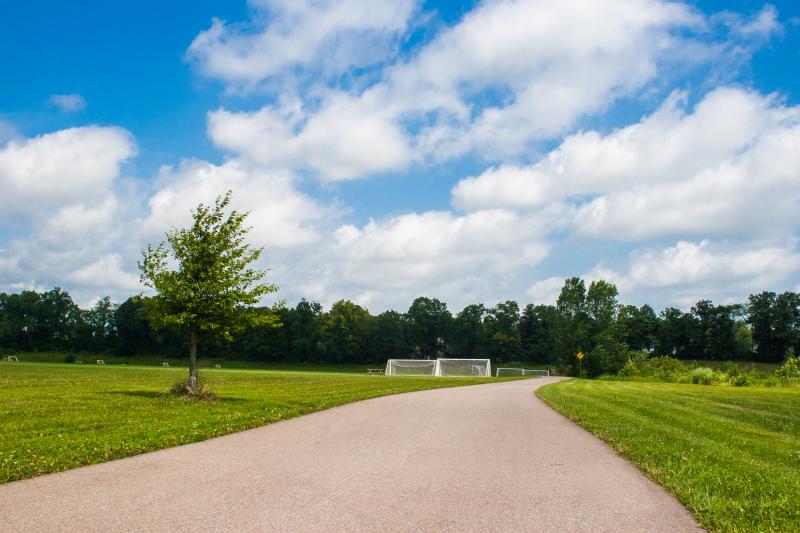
top-left (188, 329), bottom-right (198, 389)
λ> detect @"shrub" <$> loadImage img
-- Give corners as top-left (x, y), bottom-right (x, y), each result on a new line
top-left (588, 337), bottom-right (633, 376)
top-left (691, 367), bottom-right (720, 385)
top-left (721, 362), bottom-right (742, 378)
top-left (618, 358), bottom-right (640, 377)
top-left (63, 354), bottom-right (76, 364)
top-left (648, 356), bottom-right (686, 380)
top-left (731, 373), bottom-right (751, 387)
top-left (776, 348), bottom-right (800, 380)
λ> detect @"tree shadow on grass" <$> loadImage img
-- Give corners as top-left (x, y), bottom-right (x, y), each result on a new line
top-left (105, 390), bottom-right (248, 403)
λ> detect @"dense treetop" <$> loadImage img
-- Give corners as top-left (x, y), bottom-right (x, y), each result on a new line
top-left (2, 278), bottom-right (798, 376)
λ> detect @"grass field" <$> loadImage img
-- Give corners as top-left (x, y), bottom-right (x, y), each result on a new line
top-left (4, 351), bottom-right (374, 373)
top-left (537, 379), bottom-right (800, 532)
top-left (0, 362), bottom-right (510, 485)
top-left (6, 352), bottom-right (555, 373)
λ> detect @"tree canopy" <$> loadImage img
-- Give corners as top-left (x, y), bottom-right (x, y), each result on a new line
top-left (138, 191), bottom-right (279, 388)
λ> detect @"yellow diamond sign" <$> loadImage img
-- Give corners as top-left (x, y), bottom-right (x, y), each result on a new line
top-left (576, 351), bottom-right (585, 360)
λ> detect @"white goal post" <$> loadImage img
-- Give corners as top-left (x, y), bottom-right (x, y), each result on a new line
top-left (495, 367), bottom-right (550, 377)
top-left (436, 358), bottom-right (491, 377)
top-left (385, 359), bottom-right (437, 376)
top-left (385, 358), bottom-right (491, 377)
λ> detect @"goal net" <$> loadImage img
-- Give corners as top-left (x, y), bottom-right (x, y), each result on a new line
top-left (385, 359), bottom-right (437, 376)
top-left (436, 358), bottom-right (491, 377)
top-left (495, 367), bottom-right (550, 377)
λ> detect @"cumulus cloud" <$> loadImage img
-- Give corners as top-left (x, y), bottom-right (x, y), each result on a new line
top-left (207, 91), bottom-right (411, 180)
top-left (202, 0), bottom-right (722, 180)
top-left (187, 0), bottom-right (417, 86)
top-left (139, 159), bottom-right (329, 249)
top-left (309, 207), bottom-right (557, 310)
top-left (585, 240), bottom-right (800, 308)
top-left (526, 276), bottom-right (565, 306)
top-left (48, 93), bottom-right (87, 113)
top-left (0, 125), bottom-right (138, 304)
top-left (455, 87), bottom-right (800, 240)
top-left (0, 126), bottom-right (135, 216)
top-left (68, 254), bottom-right (141, 291)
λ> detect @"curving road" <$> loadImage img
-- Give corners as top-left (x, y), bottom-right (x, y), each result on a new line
top-left (0, 377), bottom-right (699, 532)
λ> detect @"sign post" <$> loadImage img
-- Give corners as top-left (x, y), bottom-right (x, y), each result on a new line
top-left (576, 351), bottom-right (585, 379)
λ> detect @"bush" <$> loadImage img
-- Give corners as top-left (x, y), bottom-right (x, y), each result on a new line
top-left (731, 373), bottom-right (751, 387)
top-left (691, 367), bottom-right (721, 385)
top-left (618, 358), bottom-right (640, 377)
top-left (648, 356), bottom-right (686, 380)
top-left (615, 354), bottom-right (686, 381)
top-left (589, 336), bottom-right (633, 376)
top-left (776, 348), bottom-right (800, 380)
top-left (63, 354), bottom-right (76, 364)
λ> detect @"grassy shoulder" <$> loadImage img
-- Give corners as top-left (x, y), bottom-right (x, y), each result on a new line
top-left (0, 362), bottom-right (513, 484)
top-left (537, 379), bottom-right (800, 532)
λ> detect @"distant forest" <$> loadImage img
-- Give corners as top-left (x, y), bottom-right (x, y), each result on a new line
top-left (1, 277), bottom-right (798, 375)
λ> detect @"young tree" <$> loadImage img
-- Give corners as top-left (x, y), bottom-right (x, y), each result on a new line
top-left (139, 192), bottom-right (279, 390)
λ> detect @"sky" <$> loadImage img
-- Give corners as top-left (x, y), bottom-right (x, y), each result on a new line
top-left (1, 0), bottom-right (800, 313)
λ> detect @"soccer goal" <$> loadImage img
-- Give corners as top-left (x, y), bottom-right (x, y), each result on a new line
top-left (495, 367), bottom-right (550, 377)
top-left (436, 358), bottom-right (491, 377)
top-left (385, 359), bottom-right (437, 376)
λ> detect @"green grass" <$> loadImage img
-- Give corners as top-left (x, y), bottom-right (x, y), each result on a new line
top-left (5, 351), bottom-right (374, 373)
top-left (0, 362), bottom-right (511, 484)
top-left (537, 379), bottom-right (800, 532)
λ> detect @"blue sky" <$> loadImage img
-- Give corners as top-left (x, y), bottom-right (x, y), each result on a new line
top-left (1, 0), bottom-right (799, 312)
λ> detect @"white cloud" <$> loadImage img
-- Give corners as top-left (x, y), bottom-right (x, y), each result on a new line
top-left (139, 159), bottom-right (327, 249)
top-left (48, 93), bottom-right (87, 113)
top-left (207, 91), bottom-right (411, 180)
top-left (187, 0), bottom-right (417, 87)
top-left (585, 240), bottom-right (800, 308)
top-left (526, 276), bottom-right (564, 305)
top-left (455, 87), bottom-right (800, 240)
top-left (0, 126), bottom-right (135, 216)
top-left (68, 254), bottom-right (140, 291)
top-left (715, 5), bottom-right (782, 41)
top-left (0, 126), bottom-right (138, 303)
top-left (393, 0), bottom-right (705, 159)
top-left (309, 208), bottom-right (554, 310)
top-left (203, 0), bottom-right (719, 180)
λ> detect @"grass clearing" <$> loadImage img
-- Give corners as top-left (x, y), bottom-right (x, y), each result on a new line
top-left (0, 362), bottom-right (510, 484)
top-left (537, 379), bottom-right (800, 532)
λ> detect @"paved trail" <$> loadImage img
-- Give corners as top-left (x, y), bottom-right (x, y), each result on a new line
top-left (0, 377), bottom-right (699, 532)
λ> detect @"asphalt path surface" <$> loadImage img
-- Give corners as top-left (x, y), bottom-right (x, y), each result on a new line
top-left (0, 376), bottom-right (700, 532)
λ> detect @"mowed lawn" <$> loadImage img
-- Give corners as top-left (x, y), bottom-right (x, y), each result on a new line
top-left (537, 380), bottom-right (800, 532)
top-left (0, 362), bottom-right (502, 484)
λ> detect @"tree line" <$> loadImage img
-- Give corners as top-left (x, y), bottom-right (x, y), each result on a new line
top-left (2, 279), bottom-right (799, 373)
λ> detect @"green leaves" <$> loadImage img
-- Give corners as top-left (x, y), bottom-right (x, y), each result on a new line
top-left (138, 191), bottom-right (279, 341)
